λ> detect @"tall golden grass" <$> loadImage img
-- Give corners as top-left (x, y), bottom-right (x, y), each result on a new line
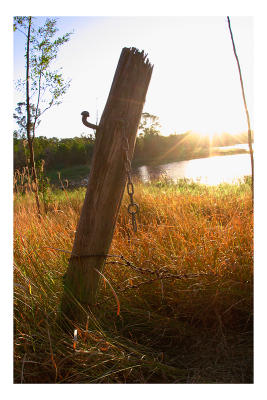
top-left (14, 177), bottom-right (253, 383)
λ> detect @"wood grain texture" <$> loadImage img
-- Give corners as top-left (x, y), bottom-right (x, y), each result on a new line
top-left (60, 47), bottom-right (153, 322)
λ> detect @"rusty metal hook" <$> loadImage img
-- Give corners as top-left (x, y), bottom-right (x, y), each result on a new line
top-left (81, 111), bottom-right (98, 130)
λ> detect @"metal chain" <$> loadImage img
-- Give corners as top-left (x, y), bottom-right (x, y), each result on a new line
top-left (43, 247), bottom-right (211, 309)
top-left (118, 119), bottom-right (139, 232)
top-left (93, 255), bottom-right (211, 307)
top-left (106, 255), bottom-right (209, 287)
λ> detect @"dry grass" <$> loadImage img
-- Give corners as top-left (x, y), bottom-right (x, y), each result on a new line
top-left (13, 178), bottom-right (253, 383)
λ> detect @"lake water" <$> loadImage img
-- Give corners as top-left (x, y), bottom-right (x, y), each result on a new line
top-left (135, 146), bottom-right (252, 186)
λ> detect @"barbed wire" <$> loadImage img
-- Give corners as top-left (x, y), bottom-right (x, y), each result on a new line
top-left (42, 246), bottom-right (211, 309)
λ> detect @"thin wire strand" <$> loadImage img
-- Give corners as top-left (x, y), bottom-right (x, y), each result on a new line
top-left (227, 16), bottom-right (254, 202)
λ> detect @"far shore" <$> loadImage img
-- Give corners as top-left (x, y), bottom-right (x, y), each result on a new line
top-left (46, 146), bottom-right (250, 188)
top-left (132, 146), bottom-right (249, 168)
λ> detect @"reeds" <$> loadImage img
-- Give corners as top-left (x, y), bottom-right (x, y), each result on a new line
top-left (13, 177), bottom-right (253, 383)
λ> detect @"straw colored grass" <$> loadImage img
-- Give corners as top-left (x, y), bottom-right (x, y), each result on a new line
top-left (14, 178), bottom-right (253, 383)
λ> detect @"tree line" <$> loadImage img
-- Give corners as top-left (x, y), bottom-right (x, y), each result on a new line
top-left (14, 122), bottom-right (251, 172)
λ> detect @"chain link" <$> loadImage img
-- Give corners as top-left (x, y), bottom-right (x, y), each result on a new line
top-left (118, 119), bottom-right (139, 232)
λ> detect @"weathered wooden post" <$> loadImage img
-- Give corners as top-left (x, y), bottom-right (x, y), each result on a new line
top-left (60, 47), bottom-right (153, 323)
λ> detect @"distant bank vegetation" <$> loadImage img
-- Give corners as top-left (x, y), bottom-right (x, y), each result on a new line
top-left (13, 129), bottom-right (251, 172)
top-left (14, 112), bottom-right (253, 172)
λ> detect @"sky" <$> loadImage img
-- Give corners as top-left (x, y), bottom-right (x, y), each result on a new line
top-left (13, 16), bottom-right (253, 139)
